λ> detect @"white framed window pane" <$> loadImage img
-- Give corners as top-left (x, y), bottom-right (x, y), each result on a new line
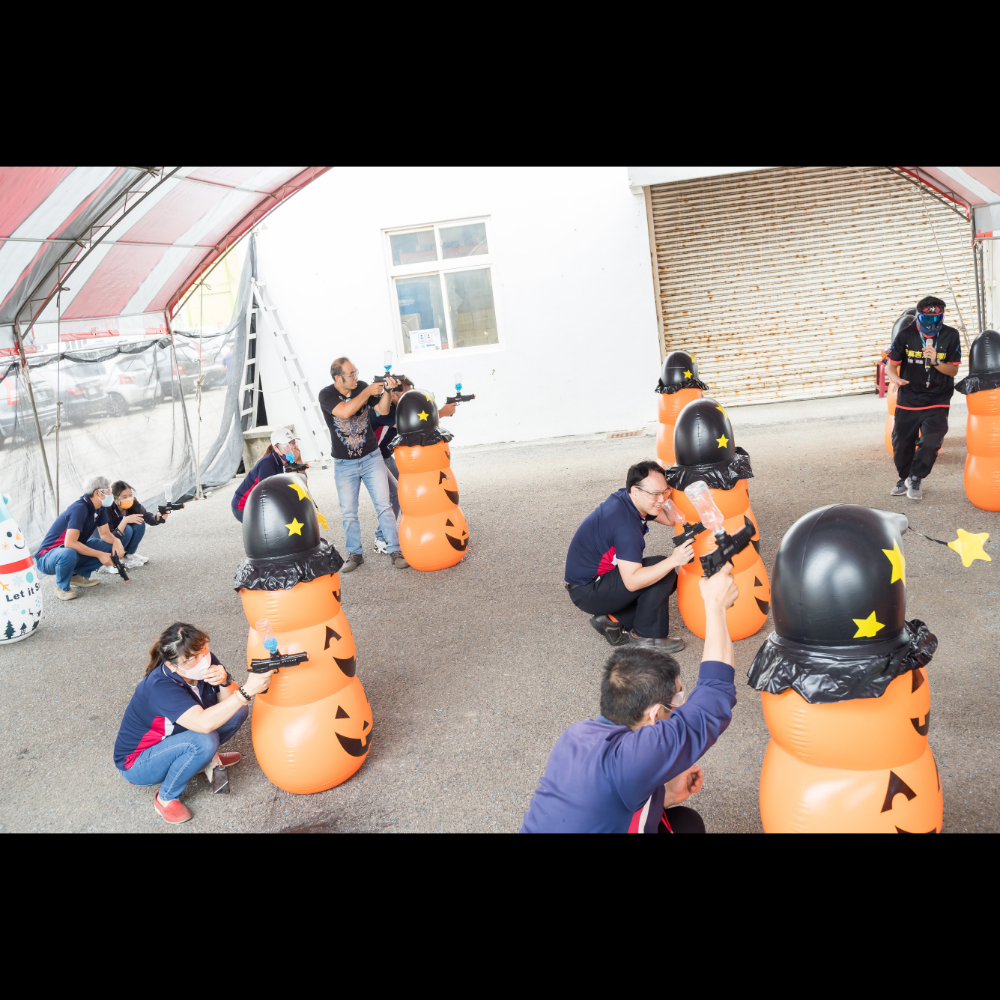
top-left (440, 222), bottom-right (488, 260)
top-left (444, 268), bottom-right (498, 350)
top-left (395, 275), bottom-right (449, 354)
top-left (389, 229), bottom-right (438, 267)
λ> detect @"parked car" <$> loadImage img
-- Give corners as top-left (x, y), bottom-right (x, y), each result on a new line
top-left (0, 371), bottom-right (57, 447)
top-left (152, 341), bottom-right (228, 398)
top-left (103, 353), bottom-right (159, 416)
top-left (33, 360), bottom-right (108, 425)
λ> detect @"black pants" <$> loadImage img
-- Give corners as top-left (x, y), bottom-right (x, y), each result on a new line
top-left (660, 806), bottom-right (705, 834)
top-left (892, 407), bottom-right (949, 481)
top-left (568, 555), bottom-right (676, 639)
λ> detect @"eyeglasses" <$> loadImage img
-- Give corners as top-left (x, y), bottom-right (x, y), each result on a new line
top-left (342, 371), bottom-right (359, 379)
top-left (633, 485), bottom-right (668, 499)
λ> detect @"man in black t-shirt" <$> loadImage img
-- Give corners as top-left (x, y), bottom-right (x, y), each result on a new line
top-left (317, 357), bottom-right (409, 571)
top-left (885, 295), bottom-right (961, 501)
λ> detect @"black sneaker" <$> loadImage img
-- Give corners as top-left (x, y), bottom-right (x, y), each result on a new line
top-left (630, 633), bottom-right (686, 653)
top-left (906, 477), bottom-right (923, 500)
top-left (890, 479), bottom-right (908, 496)
top-left (341, 553), bottom-right (364, 573)
top-left (590, 615), bottom-right (628, 646)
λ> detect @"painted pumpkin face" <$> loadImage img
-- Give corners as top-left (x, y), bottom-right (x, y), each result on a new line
top-left (399, 507), bottom-right (469, 571)
top-left (677, 558), bottom-right (769, 642)
top-left (241, 573), bottom-right (340, 633)
top-left (250, 675), bottom-right (373, 794)
top-left (759, 740), bottom-right (942, 833)
top-left (398, 468), bottom-right (460, 517)
top-left (761, 666), bottom-right (931, 772)
top-left (394, 441), bottom-right (452, 475)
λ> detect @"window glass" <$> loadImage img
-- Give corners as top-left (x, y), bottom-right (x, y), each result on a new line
top-left (389, 229), bottom-right (438, 267)
top-left (396, 275), bottom-right (448, 354)
top-left (440, 223), bottom-right (488, 259)
top-left (445, 268), bottom-right (498, 350)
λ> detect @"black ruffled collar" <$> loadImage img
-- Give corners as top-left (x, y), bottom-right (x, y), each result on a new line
top-left (233, 538), bottom-right (344, 591)
top-left (746, 619), bottom-right (937, 704)
top-left (655, 377), bottom-right (709, 394)
top-left (955, 372), bottom-right (1000, 395)
top-left (386, 426), bottom-right (454, 454)
top-left (662, 446), bottom-right (753, 491)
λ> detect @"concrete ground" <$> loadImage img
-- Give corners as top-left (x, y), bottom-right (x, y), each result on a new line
top-left (2, 390), bottom-right (997, 833)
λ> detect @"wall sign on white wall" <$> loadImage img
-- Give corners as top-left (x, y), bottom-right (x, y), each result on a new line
top-left (409, 327), bottom-right (442, 352)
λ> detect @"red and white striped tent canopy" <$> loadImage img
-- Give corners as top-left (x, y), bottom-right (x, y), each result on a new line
top-left (910, 167), bottom-right (1000, 238)
top-left (0, 166), bottom-right (329, 354)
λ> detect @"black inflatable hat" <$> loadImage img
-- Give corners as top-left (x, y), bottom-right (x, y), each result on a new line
top-left (656, 350), bottom-right (708, 394)
top-left (233, 473), bottom-right (343, 590)
top-left (673, 397), bottom-right (735, 465)
top-left (396, 389), bottom-right (439, 435)
top-left (955, 330), bottom-right (1000, 395)
top-left (891, 307), bottom-right (916, 340)
top-left (747, 504), bottom-right (936, 703)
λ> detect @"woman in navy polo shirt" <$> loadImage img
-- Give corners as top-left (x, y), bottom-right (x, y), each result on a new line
top-left (231, 428), bottom-right (303, 522)
top-left (113, 622), bottom-right (273, 825)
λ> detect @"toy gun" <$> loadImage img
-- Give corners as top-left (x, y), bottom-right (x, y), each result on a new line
top-left (660, 497), bottom-right (705, 548)
top-left (250, 618), bottom-right (309, 672)
top-left (111, 551), bottom-right (129, 582)
top-left (374, 350), bottom-right (406, 390)
top-left (447, 371), bottom-right (475, 405)
top-left (283, 460), bottom-right (309, 473)
top-left (684, 481), bottom-right (754, 578)
top-left (158, 501), bottom-right (185, 515)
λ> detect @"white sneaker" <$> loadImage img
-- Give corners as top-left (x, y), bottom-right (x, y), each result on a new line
top-left (98, 563), bottom-right (118, 574)
top-left (131, 553), bottom-right (149, 565)
top-left (124, 554), bottom-right (143, 569)
top-left (373, 536), bottom-right (388, 554)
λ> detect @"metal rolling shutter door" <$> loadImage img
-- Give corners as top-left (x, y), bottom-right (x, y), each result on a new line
top-left (650, 166), bottom-right (978, 406)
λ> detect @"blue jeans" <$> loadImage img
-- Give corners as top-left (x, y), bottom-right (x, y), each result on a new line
top-left (383, 453), bottom-right (401, 522)
top-left (119, 705), bottom-right (248, 801)
top-left (37, 547), bottom-right (103, 591)
top-left (334, 450), bottom-right (399, 554)
top-left (90, 522), bottom-right (145, 555)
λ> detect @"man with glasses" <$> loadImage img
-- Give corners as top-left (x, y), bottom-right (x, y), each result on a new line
top-left (318, 357), bottom-right (409, 571)
top-left (886, 296), bottom-right (961, 501)
top-left (36, 475), bottom-right (126, 601)
top-left (564, 460), bottom-right (695, 651)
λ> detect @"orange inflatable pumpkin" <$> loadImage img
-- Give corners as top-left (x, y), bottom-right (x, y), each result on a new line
top-left (748, 504), bottom-right (942, 833)
top-left (235, 473), bottom-right (371, 794)
top-left (956, 332), bottom-right (1000, 511)
top-left (393, 390), bottom-right (468, 571)
top-left (655, 351), bottom-right (706, 467)
top-left (666, 399), bottom-right (769, 641)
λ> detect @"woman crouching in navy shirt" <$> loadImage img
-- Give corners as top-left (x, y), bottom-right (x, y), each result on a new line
top-left (113, 622), bottom-right (273, 825)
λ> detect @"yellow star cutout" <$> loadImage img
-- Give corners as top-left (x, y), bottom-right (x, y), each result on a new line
top-left (285, 518), bottom-right (304, 536)
top-left (287, 482), bottom-right (311, 502)
top-left (852, 611), bottom-right (885, 638)
top-left (684, 370), bottom-right (693, 379)
top-left (716, 434), bottom-right (729, 449)
top-left (716, 405), bottom-right (728, 419)
top-left (418, 410), bottom-right (429, 422)
top-left (882, 540), bottom-right (906, 586)
top-left (947, 529), bottom-right (991, 568)
top-left (317, 512), bottom-right (329, 529)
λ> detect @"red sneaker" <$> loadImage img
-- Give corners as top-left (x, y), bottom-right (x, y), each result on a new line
top-left (154, 792), bottom-right (193, 824)
top-left (218, 752), bottom-right (241, 767)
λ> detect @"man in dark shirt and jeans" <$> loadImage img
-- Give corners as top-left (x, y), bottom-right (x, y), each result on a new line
top-left (317, 357), bottom-right (408, 571)
top-left (522, 565), bottom-right (739, 833)
top-left (565, 460), bottom-right (694, 651)
top-left (886, 295), bottom-right (961, 501)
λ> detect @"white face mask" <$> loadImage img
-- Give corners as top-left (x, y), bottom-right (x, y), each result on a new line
top-left (177, 652), bottom-right (211, 681)
top-left (670, 687), bottom-right (686, 709)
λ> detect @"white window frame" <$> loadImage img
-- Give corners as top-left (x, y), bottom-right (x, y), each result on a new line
top-left (382, 216), bottom-right (504, 359)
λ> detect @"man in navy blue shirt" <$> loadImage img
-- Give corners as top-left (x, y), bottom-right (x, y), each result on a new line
top-left (36, 475), bottom-right (126, 600)
top-left (565, 460), bottom-right (694, 651)
top-left (522, 565), bottom-right (739, 834)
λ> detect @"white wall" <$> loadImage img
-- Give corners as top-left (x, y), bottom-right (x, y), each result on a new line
top-left (256, 167), bottom-right (662, 448)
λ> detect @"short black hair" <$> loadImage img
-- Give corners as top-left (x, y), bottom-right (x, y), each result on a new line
top-left (917, 295), bottom-right (946, 314)
top-left (626, 460), bottom-right (667, 493)
top-left (110, 480), bottom-right (132, 498)
top-left (600, 646), bottom-right (680, 727)
top-left (330, 357), bottom-right (351, 380)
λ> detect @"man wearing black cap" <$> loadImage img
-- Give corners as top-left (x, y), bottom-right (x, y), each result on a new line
top-left (885, 296), bottom-right (961, 500)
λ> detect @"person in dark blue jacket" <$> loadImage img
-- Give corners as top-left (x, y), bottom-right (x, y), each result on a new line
top-left (231, 427), bottom-right (303, 522)
top-left (521, 565), bottom-right (739, 833)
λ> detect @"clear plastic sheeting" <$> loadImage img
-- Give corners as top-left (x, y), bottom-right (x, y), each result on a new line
top-left (0, 240), bottom-right (254, 553)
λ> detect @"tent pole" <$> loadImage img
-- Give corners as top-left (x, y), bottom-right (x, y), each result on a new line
top-left (165, 311), bottom-right (198, 499)
top-left (13, 320), bottom-right (54, 498)
top-left (972, 218), bottom-right (985, 337)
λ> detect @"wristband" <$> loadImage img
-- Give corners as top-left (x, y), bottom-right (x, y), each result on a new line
top-left (238, 685), bottom-right (252, 703)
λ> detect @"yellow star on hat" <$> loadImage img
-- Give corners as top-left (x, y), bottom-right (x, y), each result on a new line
top-left (684, 370), bottom-right (693, 379)
top-left (716, 405), bottom-right (728, 419)
top-left (882, 540), bottom-right (906, 585)
top-left (716, 434), bottom-right (729, 449)
top-left (418, 410), bottom-right (429, 422)
top-left (285, 518), bottom-right (304, 536)
top-left (287, 482), bottom-right (311, 502)
top-left (852, 611), bottom-right (885, 638)
top-left (947, 529), bottom-right (991, 567)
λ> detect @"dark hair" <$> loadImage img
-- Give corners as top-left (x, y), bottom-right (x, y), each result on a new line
top-left (626, 460), bottom-right (667, 493)
top-left (330, 357), bottom-right (352, 380)
top-left (145, 622), bottom-right (210, 676)
top-left (917, 295), bottom-right (946, 314)
top-left (600, 646), bottom-right (680, 727)
top-left (110, 480), bottom-right (132, 499)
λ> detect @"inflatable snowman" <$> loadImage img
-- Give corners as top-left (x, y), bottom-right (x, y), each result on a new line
top-left (0, 493), bottom-right (42, 643)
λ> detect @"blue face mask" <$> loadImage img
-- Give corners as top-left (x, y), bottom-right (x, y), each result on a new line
top-left (285, 453), bottom-right (295, 462)
top-left (101, 493), bottom-right (114, 507)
